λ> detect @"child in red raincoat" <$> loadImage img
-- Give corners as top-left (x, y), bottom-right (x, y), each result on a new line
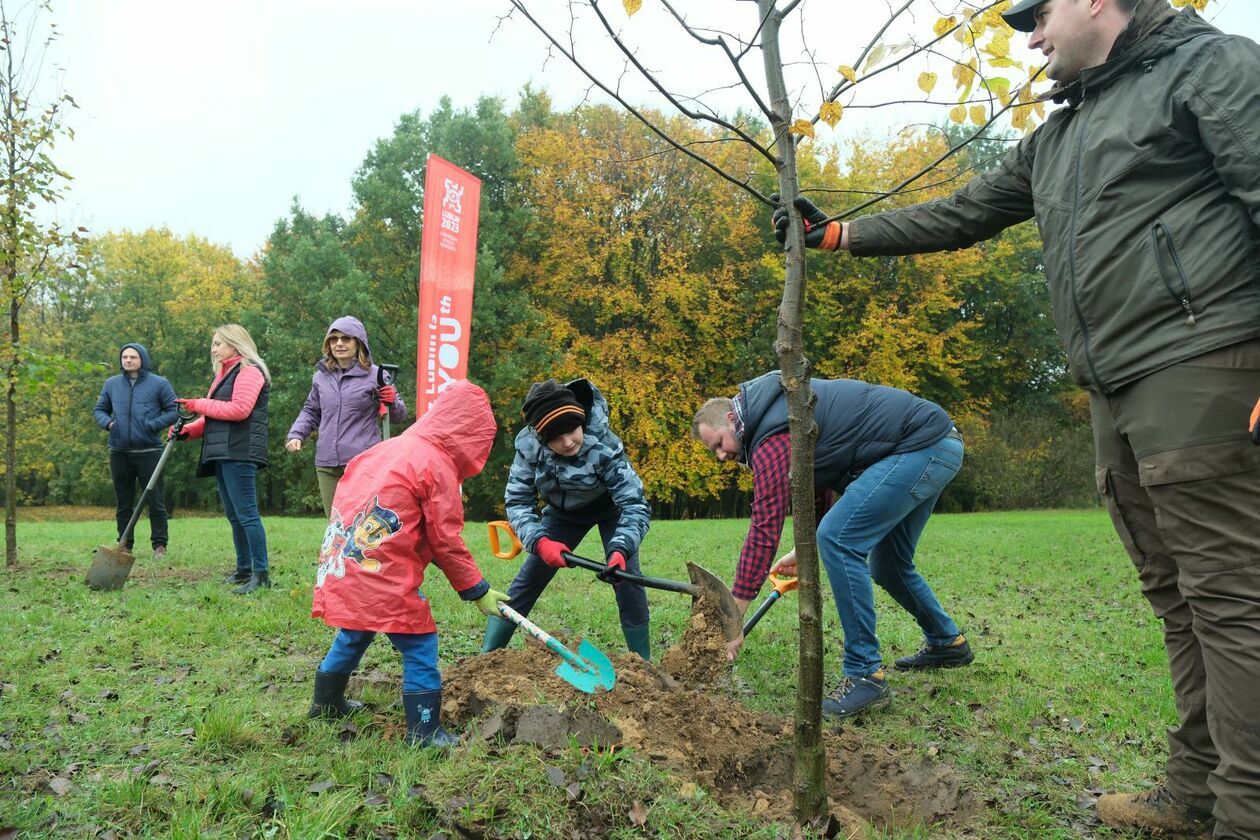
top-left (308, 380), bottom-right (507, 747)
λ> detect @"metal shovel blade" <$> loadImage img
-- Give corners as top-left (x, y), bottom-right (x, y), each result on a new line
top-left (686, 562), bottom-right (744, 644)
top-left (555, 639), bottom-right (616, 694)
top-left (86, 544), bottom-right (135, 591)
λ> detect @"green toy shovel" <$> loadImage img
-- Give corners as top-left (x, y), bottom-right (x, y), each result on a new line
top-left (495, 602), bottom-right (615, 694)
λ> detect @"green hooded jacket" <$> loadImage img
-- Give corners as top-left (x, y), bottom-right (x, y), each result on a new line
top-left (849, 4), bottom-right (1260, 395)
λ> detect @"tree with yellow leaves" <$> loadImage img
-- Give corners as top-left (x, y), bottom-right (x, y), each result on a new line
top-left (1, 0), bottom-right (79, 565)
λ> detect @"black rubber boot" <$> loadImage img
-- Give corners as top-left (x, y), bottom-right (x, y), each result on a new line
top-left (223, 569), bottom-right (250, 584)
top-left (403, 690), bottom-right (458, 748)
top-left (622, 622), bottom-right (651, 661)
top-left (308, 670), bottom-right (364, 719)
top-left (480, 615), bottom-right (517, 653)
top-left (233, 571), bottom-right (271, 595)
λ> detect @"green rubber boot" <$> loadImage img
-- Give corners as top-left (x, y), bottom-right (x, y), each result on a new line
top-left (481, 615), bottom-right (516, 653)
top-left (622, 622), bottom-right (651, 661)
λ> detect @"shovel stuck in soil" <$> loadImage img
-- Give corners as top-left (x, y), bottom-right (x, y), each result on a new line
top-left (487, 521), bottom-right (744, 645)
top-left (86, 410), bottom-right (193, 591)
top-left (495, 601), bottom-right (615, 693)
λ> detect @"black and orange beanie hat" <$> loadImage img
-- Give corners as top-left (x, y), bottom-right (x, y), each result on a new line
top-left (522, 379), bottom-right (586, 443)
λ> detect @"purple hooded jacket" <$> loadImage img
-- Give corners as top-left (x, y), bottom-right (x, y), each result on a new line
top-left (286, 316), bottom-right (407, 467)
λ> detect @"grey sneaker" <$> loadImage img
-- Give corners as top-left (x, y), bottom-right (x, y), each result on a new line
top-left (894, 635), bottom-right (974, 670)
top-left (152, 545), bottom-right (167, 561)
top-left (821, 670), bottom-right (890, 719)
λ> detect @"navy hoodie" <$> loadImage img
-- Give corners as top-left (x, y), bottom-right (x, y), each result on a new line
top-left (93, 343), bottom-right (179, 451)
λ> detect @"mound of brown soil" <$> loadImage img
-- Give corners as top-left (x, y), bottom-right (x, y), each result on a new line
top-left (442, 600), bottom-right (972, 833)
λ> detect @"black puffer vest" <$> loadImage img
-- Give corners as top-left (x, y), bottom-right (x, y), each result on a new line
top-left (197, 363), bottom-right (270, 477)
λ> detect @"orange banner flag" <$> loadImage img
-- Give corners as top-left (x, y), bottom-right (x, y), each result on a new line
top-left (417, 154), bottom-right (482, 416)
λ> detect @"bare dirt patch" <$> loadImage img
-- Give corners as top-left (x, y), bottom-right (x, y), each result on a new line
top-left (441, 589), bottom-right (974, 834)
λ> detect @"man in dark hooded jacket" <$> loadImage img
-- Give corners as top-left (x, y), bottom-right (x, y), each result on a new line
top-left (771, 0), bottom-right (1260, 834)
top-left (93, 343), bottom-right (179, 559)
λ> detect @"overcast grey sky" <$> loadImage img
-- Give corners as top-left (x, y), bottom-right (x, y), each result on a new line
top-left (48, 1), bottom-right (1260, 258)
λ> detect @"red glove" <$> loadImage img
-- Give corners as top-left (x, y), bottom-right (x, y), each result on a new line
top-left (168, 425), bottom-right (189, 441)
top-left (598, 551), bottom-right (626, 584)
top-left (176, 397), bottom-right (201, 414)
top-left (378, 385), bottom-right (398, 405)
top-left (535, 537), bottom-right (571, 570)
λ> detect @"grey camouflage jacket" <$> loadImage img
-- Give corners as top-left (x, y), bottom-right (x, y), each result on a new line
top-left (504, 379), bottom-right (650, 557)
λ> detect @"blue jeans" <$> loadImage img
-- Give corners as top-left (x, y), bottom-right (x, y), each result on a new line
top-left (505, 497), bottom-right (650, 628)
top-left (819, 435), bottom-right (964, 678)
top-left (319, 628), bottom-right (440, 692)
top-left (214, 460), bottom-right (268, 574)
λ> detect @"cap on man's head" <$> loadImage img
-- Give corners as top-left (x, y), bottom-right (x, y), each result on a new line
top-left (1002, 0), bottom-right (1045, 32)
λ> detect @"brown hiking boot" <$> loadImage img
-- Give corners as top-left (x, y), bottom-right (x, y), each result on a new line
top-left (1096, 786), bottom-right (1213, 837)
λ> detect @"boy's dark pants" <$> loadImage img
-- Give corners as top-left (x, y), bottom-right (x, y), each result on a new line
top-left (1090, 338), bottom-right (1260, 837)
top-left (504, 498), bottom-right (649, 629)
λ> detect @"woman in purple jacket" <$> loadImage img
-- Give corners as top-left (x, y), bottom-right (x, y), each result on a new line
top-left (285, 316), bottom-right (407, 518)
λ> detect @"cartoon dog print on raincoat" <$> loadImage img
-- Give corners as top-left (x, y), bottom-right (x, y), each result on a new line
top-left (316, 495), bottom-right (402, 586)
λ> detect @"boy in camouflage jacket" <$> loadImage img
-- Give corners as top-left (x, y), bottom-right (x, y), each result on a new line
top-left (481, 378), bottom-right (652, 659)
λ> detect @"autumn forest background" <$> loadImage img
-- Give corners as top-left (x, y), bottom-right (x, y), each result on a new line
top-left (15, 89), bottom-right (1094, 520)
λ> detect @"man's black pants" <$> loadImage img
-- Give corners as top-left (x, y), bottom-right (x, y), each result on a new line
top-left (109, 448), bottom-right (168, 549)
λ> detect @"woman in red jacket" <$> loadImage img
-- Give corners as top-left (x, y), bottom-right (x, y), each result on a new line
top-left (174, 324), bottom-right (272, 594)
top-left (308, 380), bottom-right (507, 747)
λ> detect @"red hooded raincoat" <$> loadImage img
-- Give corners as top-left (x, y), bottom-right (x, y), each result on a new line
top-left (311, 380), bottom-right (496, 634)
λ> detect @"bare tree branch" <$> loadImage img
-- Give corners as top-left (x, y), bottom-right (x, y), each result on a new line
top-left (737, 0), bottom-right (778, 60)
top-left (811, 149), bottom-right (1009, 197)
top-left (842, 0), bottom-right (916, 96)
top-left (585, 0), bottom-right (776, 159)
top-left (828, 66), bottom-right (1045, 221)
top-left (506, 0), bottom-right (775, 203)
top-left (658, 0), bottom-right (776, 121)
top-left (803, 0), bottom-right (1008, 136)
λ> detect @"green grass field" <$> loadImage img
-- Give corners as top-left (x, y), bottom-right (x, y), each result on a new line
top-left (1, 508), bottom-right (1173, 838)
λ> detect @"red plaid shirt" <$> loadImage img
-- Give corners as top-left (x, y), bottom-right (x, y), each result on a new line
top-left (733, 432), bottom-right (791, 600)
top-left (733, 432), bottom-right (835, 600)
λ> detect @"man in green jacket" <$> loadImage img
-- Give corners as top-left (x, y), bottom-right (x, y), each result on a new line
top-left (773, 0), bottom-right (1260, 836)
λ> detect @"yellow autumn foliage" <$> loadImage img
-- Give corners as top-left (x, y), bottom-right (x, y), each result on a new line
top-left (819, 101), bottom-right (843, 127)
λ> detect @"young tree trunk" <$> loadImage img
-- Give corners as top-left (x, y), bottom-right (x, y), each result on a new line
top-left (3, 129), bottom-right (17, 566)
top-left (758, 0), bottom-right (826, 823)
top-left (0, 0), bottom-right (75, 565)
top-left (4, 269), bottom-right (15, 566)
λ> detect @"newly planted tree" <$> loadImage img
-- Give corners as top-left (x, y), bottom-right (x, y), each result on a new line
top-left (1, 0), bottom-right (77, 565)
top-left (496, 0), bottom-right (1146, 822)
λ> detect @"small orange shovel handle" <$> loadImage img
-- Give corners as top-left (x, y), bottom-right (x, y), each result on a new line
top-left (768, 573), bottom-right (798, 595)
top-left (488, 520), bottom-right (523, 560)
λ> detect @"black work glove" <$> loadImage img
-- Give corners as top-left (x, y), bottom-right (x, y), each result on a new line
top-left (771, 194), bottom-right (842, 250)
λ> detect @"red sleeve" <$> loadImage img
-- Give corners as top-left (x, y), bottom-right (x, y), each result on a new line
top-left (187, 366), bottom-right (265, 422)
top-left (181, 416), bottom-right (205, 440)
top-left (419, 461), bottom-right (486, 595)
top-left (733, 433), bottom-right (791, 600)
